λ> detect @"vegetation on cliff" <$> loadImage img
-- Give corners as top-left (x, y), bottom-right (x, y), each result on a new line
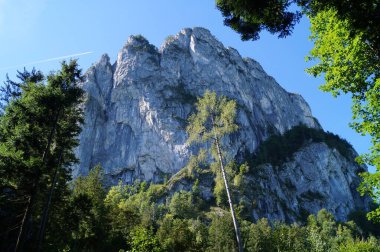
top-left (0, 71), bottom-right (378, 251)
top-left (216, 0), bottom-right (380, 223)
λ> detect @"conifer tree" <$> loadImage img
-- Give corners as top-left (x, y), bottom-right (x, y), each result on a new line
top-left (186, 90), bottom-right (243, 252)
top-left (0, 60), bottom-right (83, 251)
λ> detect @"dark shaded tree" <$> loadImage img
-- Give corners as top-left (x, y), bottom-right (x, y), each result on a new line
top-left (0, 68), bottom-right (44, 114)
top-left (0, 60), bottom-right (83, 251)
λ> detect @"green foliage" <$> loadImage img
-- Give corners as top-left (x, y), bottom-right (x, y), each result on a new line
top-left (243, 219), bottom-right (310, 251)
top-left (272, 222), bottom-right (309, 251)
top-left (207, 213), bottom-right (237, 252)
top-left (185, 90), bottom-right (238, 209)
top-left (186, 90), bottom-right (244, 251)
top-left (4, 157), bottom-right (380, 251)
top-left (338, 237), bottom-right (380, 252)
top-left (129, 226), bottom-right (162, 252)
top-left (307, 9), bottom-right (378, 97)
top-left (0, 68), bottom-right (44, 114)
top-left (216, 1), bottom-right (380, 49)
top-left (72, 165), bottom-right (105, 200)
top-left (250, 124), bottom-right (354, 168)
top-left (157, 216), bottom-right (208, 252)
top-left (214, 172), bottom-right (228, 207)
top-left (358, 171), bottom-right (380, 222)
top-left (216, 0), bottom-right (380, 224)
top-left (68, 165), bottom-right (108, 251)
top-left (212, 161), bottom-right (242, 208)
top-left (168, 191), bottom-right (198, 219)
top-left (307, 8), bottom-right (380, 222)
top-left (186, 90), bottom-right (238, 146)
top-left (242, 209), bottom-right (380, 252)
top-left (242, 218), bottom-right (273, 251)
top-left (117, 184), bottom-right (165, 228)
top-left (0, 60), bottom-right (83, 251)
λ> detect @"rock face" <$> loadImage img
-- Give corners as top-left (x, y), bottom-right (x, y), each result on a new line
top-left (245, 142), bottom-right (367, 222)
top-left (165, 141), bottom-right (368, 222)
top-left (74, 27), bottom-right (367, 221)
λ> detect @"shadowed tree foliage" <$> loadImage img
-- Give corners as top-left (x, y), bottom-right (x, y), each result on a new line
top-left (248, 124), bottom-right (354, 168)
top-left (0, 60), bottom-right (84, 251)
top-left (215, 0), bottom-right (380, 52)
top-left (67, 165), bottom-right (108, 251)
top-left (216, 0), bottom-right (303, 40)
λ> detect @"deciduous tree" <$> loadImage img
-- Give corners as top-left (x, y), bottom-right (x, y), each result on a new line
top-left (306, 8), bottom-right (380, 222)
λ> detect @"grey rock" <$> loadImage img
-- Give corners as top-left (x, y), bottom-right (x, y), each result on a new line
top-left (74, 28), bottom-right (318, 179)
top-left (73, 27), bottom-right (367, 221)
top-left (247, 142), bottom-right (368, 222)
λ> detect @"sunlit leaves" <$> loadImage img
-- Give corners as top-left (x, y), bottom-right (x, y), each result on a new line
top-left (186, 90), bottom-right (238, 145)
top-left (306, 8), bottom-right (380, 222)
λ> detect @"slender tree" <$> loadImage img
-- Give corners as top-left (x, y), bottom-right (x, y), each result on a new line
top-left (186, 90), bottom-right (243, 252)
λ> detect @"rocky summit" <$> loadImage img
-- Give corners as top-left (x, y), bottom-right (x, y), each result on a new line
top-left (73, 27), bottom-right (368, 221)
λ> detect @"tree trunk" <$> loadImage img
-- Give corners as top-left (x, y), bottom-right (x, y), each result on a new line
top-left (15, 108), bottom-right (61, 252)
top-left (215, 137), bottom-right (244, 252)
top-left (14, 190), bottom-right (34, 252)
top-left (36, 150), bottom-right (63, 252)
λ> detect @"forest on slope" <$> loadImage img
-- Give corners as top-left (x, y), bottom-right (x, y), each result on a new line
top-left (1, 1), bottom-right (380, 251)
top-left (0, 64), bottom-right (379, 251)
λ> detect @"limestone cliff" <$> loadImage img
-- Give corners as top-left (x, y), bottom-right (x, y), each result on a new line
top-left (73, 27), bottom-right (367, 221)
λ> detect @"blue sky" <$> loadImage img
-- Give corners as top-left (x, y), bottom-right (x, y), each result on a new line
top-left (0, 0), bottom-right (372, 171)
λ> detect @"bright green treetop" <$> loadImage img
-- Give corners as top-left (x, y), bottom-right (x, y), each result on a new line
top-left (186, 90), bottom-right (238, 146)
top-left (306, 8), bottom-right (380, 222)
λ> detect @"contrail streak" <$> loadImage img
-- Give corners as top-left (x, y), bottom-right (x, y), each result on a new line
top-left (0, 51), bottom-right (93, 71)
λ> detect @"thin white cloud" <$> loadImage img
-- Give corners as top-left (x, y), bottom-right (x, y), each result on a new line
top-left (0, 51), bottom-right (93, 70)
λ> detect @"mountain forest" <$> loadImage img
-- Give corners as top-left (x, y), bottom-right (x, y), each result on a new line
top-left (1, 1), bottom-right (380, 252)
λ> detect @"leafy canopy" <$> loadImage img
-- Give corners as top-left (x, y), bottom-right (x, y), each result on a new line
top-left (215, 0), bottom-right (380, 51)
top-left (306, 8), bottom-right (380, 222)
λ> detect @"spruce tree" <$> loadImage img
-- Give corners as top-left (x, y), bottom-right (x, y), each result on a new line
top-left (0, 60), bottom-right (83, 251)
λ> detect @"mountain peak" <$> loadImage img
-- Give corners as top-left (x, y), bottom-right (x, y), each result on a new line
top-left (74, 27), bottom-right (367, 222)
